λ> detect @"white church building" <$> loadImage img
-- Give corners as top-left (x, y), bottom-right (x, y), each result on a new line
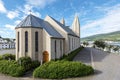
top-left (15, 14), bottom-right (80, 62)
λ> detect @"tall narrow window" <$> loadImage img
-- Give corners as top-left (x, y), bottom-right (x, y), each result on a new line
top-left (55, 40), bottom-right (56, 53)
top-left (72, 38), bottom-right (73, 49)
top-left (25, 31), bottom-right (28, 52)
top-left (18, 32), bottom-right (19, 52)
top-left (69, 37), bottom-right (70, 50)
top-left (35, 31), bottom-right (38, 52)
top-left (54, 40), bottom-right (57, 59)
top-left (60, 40), bottom-right (62, 57)
top-left (60, 40), bottom-right (62, 51)
top-left (73, 38), bottom-right (75, 49)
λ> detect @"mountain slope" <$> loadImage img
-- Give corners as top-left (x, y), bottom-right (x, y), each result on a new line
top-left (81, 31), bottom-right (120, 41)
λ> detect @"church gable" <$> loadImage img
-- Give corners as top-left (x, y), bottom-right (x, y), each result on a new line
top-left (45, 15), bottom-right (78, 37)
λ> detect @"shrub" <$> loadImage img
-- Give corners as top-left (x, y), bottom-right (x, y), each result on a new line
top-left (0, 60), bottom-right (25, 77)
top-left (0, 55), bottom-right (2, 60)
top-left (33, 61), bottom-right (94, 79)
top-left (31, 60), bottom-right (40, 69)
top-left (17, 57), bottom-right (32, 71)
top-left (17, 57), bottom-right (40, 71)
top-left (2, 54), bottom-right (15, 60)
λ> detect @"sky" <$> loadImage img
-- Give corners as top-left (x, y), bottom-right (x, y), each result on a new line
top-left (0, 0), bottom-right (120, 38)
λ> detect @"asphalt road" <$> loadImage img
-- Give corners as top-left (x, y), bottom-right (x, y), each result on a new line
top-left (71, 47), bottom-right (120, 80)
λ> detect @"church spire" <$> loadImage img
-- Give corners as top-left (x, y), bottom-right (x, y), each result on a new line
top-left (72, 16), bottom-right (80, 37)
top-left (60, 18), bottom-right (65, 25)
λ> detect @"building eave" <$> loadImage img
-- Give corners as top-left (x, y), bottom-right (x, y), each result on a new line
top-left (51, 37), bottom-right (65, 39)
top-left (15, 26), bottom-right (43, 29)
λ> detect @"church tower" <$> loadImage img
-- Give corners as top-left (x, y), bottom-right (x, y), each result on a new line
top-left (60, 18), bottom-right (65, 25)
top-left (15, 14), bottom-right (43, 61)
top-left (72, 16), bottom-right (80, 37)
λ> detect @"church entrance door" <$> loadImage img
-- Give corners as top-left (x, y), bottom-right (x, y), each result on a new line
top-left (43, 51), bottom-right (49, 62)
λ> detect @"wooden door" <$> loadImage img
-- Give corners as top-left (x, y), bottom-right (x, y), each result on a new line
top-left (43, 51), bottom-right (49, 62)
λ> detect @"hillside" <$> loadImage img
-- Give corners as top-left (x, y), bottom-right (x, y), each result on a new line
top-left (81, 31), bottom-right (120, 41)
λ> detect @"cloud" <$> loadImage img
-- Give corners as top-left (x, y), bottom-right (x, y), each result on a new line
top-left (81, 4), bottom-right (120, 37)
top-left (4, 3), bottom-right (42, 35)
top-left (25, 0), bottom-right (56, 8)
top-left (5, 24), bottom-right (15, 30)
top-left (5, 19), bottom-right (21, 31)
top-left (21, 4), bottom-right (33, 15)
top-left (0, 28), bottom-right (15, 38)
top-left (7, 10), bottom-right (19, 19)
top-left (19, 4), bottom-right (41, 19)
top-left (0, 0), bottom-right (7, 13)
top-left (0, 0), bottom-right (19, 19)
top-left (23, 4), bottom-right (41, 17)
top-left (14, 20), bottom-right (21, 25)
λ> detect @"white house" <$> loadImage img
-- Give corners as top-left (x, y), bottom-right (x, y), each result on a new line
top-left (15, 14), bottom-right (80, 62)
top-left (0, 37), bottom-right (15, 49)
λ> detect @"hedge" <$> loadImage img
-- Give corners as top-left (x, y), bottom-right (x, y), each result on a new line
top-left (61, 47), bottom-right (84, 61)
top-left (0, 60), bottom-right (25, 77)
top-left (0, 57), bottom-right (40, 77)
top-left (33, 61), bottom-right (94, 79)
top-left (1, 54), bottom-right (15, 60)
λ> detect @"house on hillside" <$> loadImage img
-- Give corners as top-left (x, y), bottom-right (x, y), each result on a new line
top-left (15, 14), bottom-right (80, 62)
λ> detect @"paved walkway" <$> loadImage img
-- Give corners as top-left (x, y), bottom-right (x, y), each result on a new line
top-left (70, 47), bottom-right (120, 80)
top-left (0, 49), bottom-right (15, 55)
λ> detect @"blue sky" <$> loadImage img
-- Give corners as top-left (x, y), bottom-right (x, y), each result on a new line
top-left (0, 0), bottom-right (120, 38)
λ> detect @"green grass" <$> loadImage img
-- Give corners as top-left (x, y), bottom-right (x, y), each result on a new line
top-left (61, 47), bottom-right (84, 61)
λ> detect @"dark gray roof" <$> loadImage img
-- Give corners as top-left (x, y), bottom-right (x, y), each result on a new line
top-left (43, 21), bottom-right (63, 38)
top-left (16, 14), bottom-right (63, 38)
top-left (48, 16), bottom-right (78, 37)
top-left (16, 14), bottom-right (43, 28)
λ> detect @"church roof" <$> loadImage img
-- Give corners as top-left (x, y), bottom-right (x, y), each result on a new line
top-left (16, 14), bottom-right (43, 28)
top-left (16, 14), bottom-right (63, 38)
top-left (47, 16), bottom-right (78, 37)
top-left (43, 21), bottom-right (63, 38)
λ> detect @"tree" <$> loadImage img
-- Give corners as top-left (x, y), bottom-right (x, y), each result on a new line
top-left (93, 40), bottom-right (106, 50)
top-left (83, 41), bottom-right (89, 47)
top-left (113, 45), bottom-right (120, 53)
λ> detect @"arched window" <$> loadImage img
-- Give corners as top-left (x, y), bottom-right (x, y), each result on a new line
top-left (18, 32), bottom-right (19, 52)
top-left (35, 31), bottom-right (38, 52)
top-left (25, 31), bottom-right (28, 52)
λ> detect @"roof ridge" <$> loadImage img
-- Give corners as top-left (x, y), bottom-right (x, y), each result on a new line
top-left (46, 15), bottom-right (78, 37)
top-left (30, 14), bottom-right (32, 26)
